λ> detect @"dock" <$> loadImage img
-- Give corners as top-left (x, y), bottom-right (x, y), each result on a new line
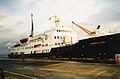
top-left (0, 58), bottom-right (120, 79)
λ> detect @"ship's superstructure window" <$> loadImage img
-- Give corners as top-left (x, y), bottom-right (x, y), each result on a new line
top-left (55, 43), bottom-right (62, 45)
top-left (54, 36), bottom-right (63, 39)
top-left (42, 49), bottom-right (49, 53)
top-left (60, 36), bottom-right (62, 39)
top-left (42, 44), bottom-right (44, 47)
top-left (45, 37), bottom-right (48, 40)
top-left (57, 36), bottom-right (59, 39)
top-left (15, 52), bottom-right (18, 55)
top-left (61, 43), bottom-right (63, 45)
top-left (25, 46), bottom-right (34, 49)
top-left (56, 29), bottom-right (72, 32)
top-left (54, 36), bottom-right (56, 39)
top-left (20, 52), bottom-right (24, 54)
top-left (45, 44), bottom-right (48, 46)
top-left (34, 44), bottom-right (41, 48)
top-left (55, 43), bottom-right (57, 45)
top-left (32, 44), bottom-right (49, 48)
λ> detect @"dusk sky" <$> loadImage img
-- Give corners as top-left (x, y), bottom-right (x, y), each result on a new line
top-left (0, 0), bottom-right (120, 55)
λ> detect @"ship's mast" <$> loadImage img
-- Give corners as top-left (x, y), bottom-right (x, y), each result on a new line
top-left (30, 13), bottom-right (34, 38)
top-left (54, 15), bottom-right (60, 27)
top-left (49, 15), bottom-right (60, 27)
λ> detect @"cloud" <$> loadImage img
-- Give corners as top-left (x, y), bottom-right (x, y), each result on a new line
top-left (0, 0), bottom-right (120, 40)
top-left (89, 0), bottom-right (120, 23)
top-left (113, 25), bottom-right (120, 33)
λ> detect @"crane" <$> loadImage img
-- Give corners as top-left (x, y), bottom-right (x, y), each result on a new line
top-left (72, 21), bottom-right (100, 36)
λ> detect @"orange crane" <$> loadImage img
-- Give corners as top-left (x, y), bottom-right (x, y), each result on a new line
top-left (72, 21), bottom-right (100, 36)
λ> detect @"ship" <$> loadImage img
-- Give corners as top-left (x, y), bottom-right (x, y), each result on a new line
top-left (8, 14), bottom-right (120, 63)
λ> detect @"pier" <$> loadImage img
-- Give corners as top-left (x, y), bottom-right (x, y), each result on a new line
top-left (0, 58), bottom-right (120, 79)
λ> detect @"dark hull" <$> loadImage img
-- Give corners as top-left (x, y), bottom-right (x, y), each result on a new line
top-left (9, 33), bottom-right (120, 61)
top-left (52, 33), bottom-right (120, 61)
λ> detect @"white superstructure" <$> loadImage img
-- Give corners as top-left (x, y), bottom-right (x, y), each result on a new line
top-left (9, 15), bottom-right (78, 56)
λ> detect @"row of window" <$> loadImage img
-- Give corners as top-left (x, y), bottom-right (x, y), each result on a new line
top-left (11, 44), bottom-right (49, 51)
top-left (54, 36), bottom-right (64, 39)
top-left (11, 49), bottom-right (50, 55)
top-left (56, 29), bottom-right (72, 32)
top-left (55, 43), bottom-right (63, 45)
top-left (34, 44), bottom-right (48, 48)
top-left (11, 46), bottom-right (33, 51)
top-left (33, 49), bottom-right (49, 53)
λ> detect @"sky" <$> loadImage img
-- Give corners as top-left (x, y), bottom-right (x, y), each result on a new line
top-left (0, 0), bottom-right (120, 55)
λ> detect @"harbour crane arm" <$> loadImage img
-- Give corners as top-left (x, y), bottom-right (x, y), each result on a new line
top-left (72, 21), bottom-right (92, 35)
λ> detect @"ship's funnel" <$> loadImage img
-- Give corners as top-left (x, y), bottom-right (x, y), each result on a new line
top-left (93, 25), bottom-right (100, 35)
top-left (30, 13), bottom-right (34, 38)
top-left (97, 25), bottom-right (100, 29)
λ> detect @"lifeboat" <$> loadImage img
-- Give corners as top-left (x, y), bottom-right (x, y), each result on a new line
top-left (20, 38), bottom-right (28, 43)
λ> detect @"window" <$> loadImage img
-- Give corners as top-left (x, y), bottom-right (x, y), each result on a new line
top-left (54, 36), bottom-right (63, 39)
top-left (45, 37), bottom-right (48, 40)
top-left (57, 30), bottom-right (61, 32)
top-left (34, 44), bottom-right (41, 48)
top-left (15, 52), bottom-right (18, 55)
top-left (45, 44), bottom-right (48, 46)
top-left (55, 43), bottom-right (57, 45)
top-left (57, 36), bottom-right (59, 39)
top-left (42, 44), bottom-right (44, 47)
top-left (60, 36), bottom-right (62, 39)
top-left (54, 36), bottom-right (56, 39)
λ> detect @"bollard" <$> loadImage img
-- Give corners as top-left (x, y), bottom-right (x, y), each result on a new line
top-left (115, 54), bottom-right (120, 63)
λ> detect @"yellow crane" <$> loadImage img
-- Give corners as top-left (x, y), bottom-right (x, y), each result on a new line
top-left (72, 21), bottom-right (100, 36)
